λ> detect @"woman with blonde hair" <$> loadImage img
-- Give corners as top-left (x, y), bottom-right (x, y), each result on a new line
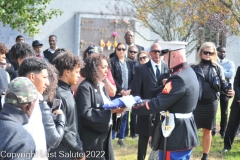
top-left (191, 42), bottom-right (235, 160)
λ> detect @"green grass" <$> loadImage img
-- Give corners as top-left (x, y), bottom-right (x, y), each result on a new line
top-left (113, 99), bottom-right (240, 160)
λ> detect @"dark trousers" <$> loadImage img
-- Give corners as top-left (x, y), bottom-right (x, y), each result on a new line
top-left (219, 94), bottom-right (229, 134)
top-left (130, 113), bottom-right (137, 136)
top-left (224, 108), bottom-right (240, 150)
top-left (212, 94), bottom-right (229, 134)
top-left (137, 135), bottom-right (149, 160)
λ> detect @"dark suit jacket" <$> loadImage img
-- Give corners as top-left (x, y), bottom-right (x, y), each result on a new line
top-left (130, 60), bottom-right (169, 136)
top-left (43, 49), bottom-right (54, 63)
top-left (231, 66), bottom-right (240, 111)
top-left (109, 44), bottom-right (144, 58)
top-left (76, 79), bottom-right (114, 160)
top-left (110, 56), bottom-right (134, 94)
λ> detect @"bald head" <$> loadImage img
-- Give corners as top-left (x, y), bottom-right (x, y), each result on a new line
top-left (124, 30), bottom-right (134, 45)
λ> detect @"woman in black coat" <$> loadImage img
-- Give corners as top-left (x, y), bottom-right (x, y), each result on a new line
top-left (191, 42), bottom-right (235, 160)
top-left (76, 54), bottom-right (124, 160)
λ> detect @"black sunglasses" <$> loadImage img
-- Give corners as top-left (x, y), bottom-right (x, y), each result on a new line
top-left (151, 50), bottom-right (161, 54)
top-left (129, 50), bottom-right (138, 54)
top-left (139, 56), bottom-right (148, 61)
top-left (202, 50), bottom-right (214, 55)
top-left (117, 48), bottom-right (126, 51)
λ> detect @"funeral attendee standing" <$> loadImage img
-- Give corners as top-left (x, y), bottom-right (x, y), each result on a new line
top-left (18, 57), bottom-right (49, 159)
top-left (130, 43), bottom-right (169, 160)
top-left (50, 52), bottom-right (85, 160)
top-left (109, 30), bottom-right (144, 58)
top-left (110, 42), bottom-right (134, 147)
top-left (123, 41), bottom-right (199, 160)
top-left (221, 66), bottom-right (240, 153)
top-left (212, 46), bottom-right (235, 138)
top-left (0, 77), bottom-right (37, 158)
top-left (9, 43), bottom-right (36, 80)
top-left (191, 42), bottom-right (234, 160)
top-left (76, 53), bottom-right (124, 160)
top-left (32, 40), bottom-right (45, 58)
top-left (43, 35), bottom-right (58, 63)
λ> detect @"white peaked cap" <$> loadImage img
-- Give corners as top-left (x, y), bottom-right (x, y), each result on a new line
top-left (158, 41), bottom-right (188, 51)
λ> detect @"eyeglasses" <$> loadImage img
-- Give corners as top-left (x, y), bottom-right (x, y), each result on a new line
top-left (139, 56), bottom-right (148, 61)
top-left (129, 50), bottom-right (138, 54)
top-left (202, 50), bottom-right (214, 55)
top-left (117, 48), bottom-right (126, 51)
top-left (151, 50), bottom-right (161, 54)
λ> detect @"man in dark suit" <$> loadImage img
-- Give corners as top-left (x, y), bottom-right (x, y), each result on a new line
top-left (221, 66), bottom-right (240, 153)
top-left (130, 43), bottom-right (169, 160)
top-left (43, 35), bottom-right (58, 63)
top-left (109, 30), bottom-right (144, 58)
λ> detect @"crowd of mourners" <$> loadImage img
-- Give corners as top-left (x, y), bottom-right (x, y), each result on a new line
top-left (0, 30), bottom-right (239, 160)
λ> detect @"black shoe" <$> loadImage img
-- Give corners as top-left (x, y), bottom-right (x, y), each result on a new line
top-left (212, 131), bottom-right (216, 136)
top-left (220, 149), bottom-right (228, 154)
top-left (220, 132), bottom-right (225, 139)
top-left (117, 139), bottom-right (125, 147)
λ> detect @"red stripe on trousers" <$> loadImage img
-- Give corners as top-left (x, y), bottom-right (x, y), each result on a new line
top-left (166, 151), bottom-right (171, 160)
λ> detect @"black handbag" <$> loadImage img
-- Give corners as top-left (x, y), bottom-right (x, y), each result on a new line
top-left (152, 115), bottom-right (163, 151)
top-left (212, 68), bottom-right (221, 92)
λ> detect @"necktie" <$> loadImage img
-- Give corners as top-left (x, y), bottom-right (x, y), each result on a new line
top-left (156, 65), bottom-right (160, 79)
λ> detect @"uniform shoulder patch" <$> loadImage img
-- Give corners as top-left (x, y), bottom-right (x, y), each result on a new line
top-left (162, 81), bottom-right (172, 94)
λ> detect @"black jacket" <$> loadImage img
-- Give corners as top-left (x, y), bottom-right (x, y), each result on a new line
top-left (49, 80), bottom-right (84, 159)
top-left (76, 79), bottom-right (114, 160)
top-left (191, 62), bottom-right (229, 100)
top-left (110, 56), bottom-right (134, 94)
top-left (39, 101), bottom-right (65, 150)
top-left (132, 62), bottom-right (199, 151)
top-left (230, 66), bottom-right (240, 111)
top-left (130, 60), bottom-right (169, 136)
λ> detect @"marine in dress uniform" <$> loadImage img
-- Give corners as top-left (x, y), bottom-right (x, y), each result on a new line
top-left (125, 41), bottom-right (199, 160)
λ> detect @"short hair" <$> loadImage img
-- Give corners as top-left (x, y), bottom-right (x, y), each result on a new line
top-left (217, 45), bottom-right (225, 51)
top-left (83, 53), bottom-right (110, 87)
top-left (52, 51), bottom-right (82, 77)
top-left (49, 35), bottom-right (57, 39)
top-left (18, 57), bottom-right (48, 77)
top-left (16, 35), bottom-right (24, 42)
top-left (0, 42), bottom-right (8, 54)
top-left (9, 42), bottom-right (36, 61)
top-left (128, 45), bottom-right (139, 53)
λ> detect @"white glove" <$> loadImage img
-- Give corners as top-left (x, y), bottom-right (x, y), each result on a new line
top-left (119, 95), bottom-right (136, 111)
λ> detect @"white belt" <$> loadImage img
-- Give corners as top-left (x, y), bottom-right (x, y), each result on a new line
top-left (160, 112), bottom-right (192, 119)
top-left (175, 112), bottom-right (192, 118)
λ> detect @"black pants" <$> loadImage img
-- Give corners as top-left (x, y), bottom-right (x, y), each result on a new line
top-left (137, 135), bottom-right (149, 160)
top-left (224, 108), bottom-right (240, 150)
top-left (130, 113), bottom-right (137, 136)
top-left (212, 94), bottom-right (229, 134)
